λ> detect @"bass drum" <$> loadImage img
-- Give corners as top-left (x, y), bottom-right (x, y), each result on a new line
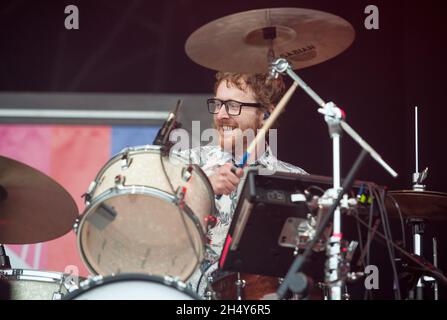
top-left (64, 274), bottom-right (199, 300)
top-left (209, 271), bottom-right (323, 300)
top-left (209, 271), bottom-right (281, 300)
top-left (76, 145), bottom-right (216, 281)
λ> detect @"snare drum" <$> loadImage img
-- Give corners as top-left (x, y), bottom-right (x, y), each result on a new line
top-left (0, 269), bottom-right (81, 300)
top-left (64, 273), bottom-right (199, 300)
top-left (76, 145), bottom-right (215, 281)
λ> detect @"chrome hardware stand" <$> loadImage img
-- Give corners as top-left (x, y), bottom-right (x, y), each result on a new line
top-left (408, 106), bottom-right (430, 300)
top-left (270, 58), bottom-right (397, 300)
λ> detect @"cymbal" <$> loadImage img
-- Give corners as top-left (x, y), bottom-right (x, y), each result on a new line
top-left (185, 8), bottom-right (355, 73)
top-left (385, 190), bottom-right (447, 221)
top-left (0, 156), bottom-right (78, 244)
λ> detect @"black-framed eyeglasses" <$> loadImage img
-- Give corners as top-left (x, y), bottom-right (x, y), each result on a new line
top-left (207, 98), bottom-right (262, 116)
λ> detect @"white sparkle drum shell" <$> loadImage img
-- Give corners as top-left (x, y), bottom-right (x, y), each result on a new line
top-left (77, 145), bottom-right (215, 281)
top-left (64, 274), bottom-right (199, 300)
top-left (0, 269), bottom-right (82, 300)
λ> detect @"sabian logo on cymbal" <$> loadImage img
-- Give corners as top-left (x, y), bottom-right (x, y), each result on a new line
top-left (280, 45), bottom-right (316, 61)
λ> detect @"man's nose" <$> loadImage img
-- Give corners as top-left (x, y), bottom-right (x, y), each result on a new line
top-left (216, 104), bottom-right (229, 119)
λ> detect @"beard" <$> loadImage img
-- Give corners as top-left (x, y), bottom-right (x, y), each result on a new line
top-left (218, 128), bottom-right (257, 160)
top-left (214, 115), bottom-right (261, 158)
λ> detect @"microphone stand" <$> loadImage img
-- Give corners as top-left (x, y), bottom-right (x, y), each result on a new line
top-left (153, 99), bottom-right (183, 154)
top-left (270, 58), bottom-right (398, 300)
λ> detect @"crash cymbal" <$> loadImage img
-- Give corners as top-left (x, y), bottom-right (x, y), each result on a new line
top-left (185, 8), bottom-right (355, 73)
top-left (385, 190), bottom-right (447, 221)
top-left (0, 156), bottom-right (78, 244)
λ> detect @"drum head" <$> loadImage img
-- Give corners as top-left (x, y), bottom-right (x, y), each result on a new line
top-left (64, 274), bottom-right (199, 300)
top-left (78, 188), bottom-right (204, 280)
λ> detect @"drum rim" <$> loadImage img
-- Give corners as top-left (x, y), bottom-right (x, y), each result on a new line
top-left (85, 145), bottom-right (217, 218)
top-left (87, 145), bottom-right (162, 202)
top-left (62, 273), bottom-right (201, 300)
top-left (0, 268), bottom-right (66, 282)
top-left (77, 186), bottom-right (206, 278)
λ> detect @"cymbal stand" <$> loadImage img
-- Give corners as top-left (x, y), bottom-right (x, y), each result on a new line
top-left (270, 58), bottom-right (398, 300)
top-left (408, 106), bottom-right (436, 300)
top-left (407, 217), bottom-right (425, 300)
top-left (433, 238), bottom-right (439, 300)
top-left (409, 106), bottom-right (423, 299)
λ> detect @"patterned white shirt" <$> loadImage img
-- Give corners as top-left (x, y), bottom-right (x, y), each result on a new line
top-left (174, 145), bottom-right (307, 297)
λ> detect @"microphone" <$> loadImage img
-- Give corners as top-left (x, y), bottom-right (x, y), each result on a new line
top-left (0, 245), bottom-right (11, 269)
top-left (153, 100), bottom-right (182, 147)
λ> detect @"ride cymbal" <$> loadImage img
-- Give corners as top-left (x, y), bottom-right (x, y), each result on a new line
top-left (185, 7), bottom-right (355, 73)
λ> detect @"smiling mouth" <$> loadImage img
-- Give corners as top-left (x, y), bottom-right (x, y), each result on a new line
top-left (221, 125), bottom-right (237, 132)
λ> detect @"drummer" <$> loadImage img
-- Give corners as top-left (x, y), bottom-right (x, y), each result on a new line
top-left (176, 71), bottom-right (306, 296)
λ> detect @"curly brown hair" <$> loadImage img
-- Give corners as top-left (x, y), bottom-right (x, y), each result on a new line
top-left (214, 72), bottom-right (286, 111)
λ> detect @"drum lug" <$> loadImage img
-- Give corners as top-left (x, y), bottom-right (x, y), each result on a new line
top-left (13, 269), bottom-right (23, 276)
top-left (73, 218), bottom-right (80, 234)
top-left (205, 215), bottom-right (218, 228)
top-left (114, 175), bottom-right (126, 186)
top-left (52, 291), bottom-right (63, 300)
top-left (120, 152), bottom-right (132, 169)
top-left (204, 275), bottom-right (217, 300)
top-left (82, 181), bottom-right (96, 205)
top-left (182, 165), bottom-right (194, 182)
top-left (81, 275), bottom-right (103, 290)
top-left (234, 273), bottom-right (246, 300)
top-left (175, 186), bottom-right (187, 208)
top-left (204, 287), bottom-right (217, 300)
top-left (81, 192), bottom-right (91, 206)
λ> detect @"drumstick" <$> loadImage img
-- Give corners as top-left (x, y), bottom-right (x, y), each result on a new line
top-left (217, 81), bottom-right (299, 199)
top-left (237, 81), bottom-right (299, 167)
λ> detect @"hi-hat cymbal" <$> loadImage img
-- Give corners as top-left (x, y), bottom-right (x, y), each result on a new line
top-left (185, 8), bottom-right (355, 73)
top-left (385, 190), bottom-right (447, 221)
top-left (0, 156), bottom-right (78, 244)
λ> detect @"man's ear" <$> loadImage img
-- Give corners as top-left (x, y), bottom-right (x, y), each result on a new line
top-left (261, 104), bottom-right (275, 126)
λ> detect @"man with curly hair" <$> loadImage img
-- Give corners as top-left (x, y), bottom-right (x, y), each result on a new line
top-left (179, 72), bottom-right (306, 297)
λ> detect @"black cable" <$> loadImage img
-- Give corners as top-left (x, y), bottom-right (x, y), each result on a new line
top-left (159, 151), bottom-right (201, 264)
top-left (382, 192), bottom-right (402, 299)
top-left (306, 185), bottom-right (326, 195)
top-left (355, 209), bottom-right (365, 267)
top-left (371, 186), bottom-right (396, 297)
top-left (353, 207), bottom-right (369, 300)
top-left (387, 194), bottom-right (407, 249)
top-left (365, 183), bottom-right (375, 300)
top-left (348, 210), bottom-right (447, 286)
top-left (366, 183), bottom-right (374, 268)
top-left (172, 147), bottom-right (219, 295)
top-left (372, 186), bottom-right (401, 299)
top-left (367, 186), bottom-right (400, 297)
top-left (196, 261), bottom-right (218, 294)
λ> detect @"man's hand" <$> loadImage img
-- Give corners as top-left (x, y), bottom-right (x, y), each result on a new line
top-left (209, 163), bottom-right (244, 196)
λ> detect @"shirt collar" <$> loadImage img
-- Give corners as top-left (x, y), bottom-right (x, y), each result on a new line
top-left (212, 144), bottom-right (276, 167)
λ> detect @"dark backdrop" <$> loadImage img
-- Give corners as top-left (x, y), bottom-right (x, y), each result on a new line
top-left (1, 0), bottom-right (446, 299)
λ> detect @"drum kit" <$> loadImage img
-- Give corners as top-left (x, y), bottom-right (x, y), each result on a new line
top-left (1, 7), bottom-right (446, 300)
